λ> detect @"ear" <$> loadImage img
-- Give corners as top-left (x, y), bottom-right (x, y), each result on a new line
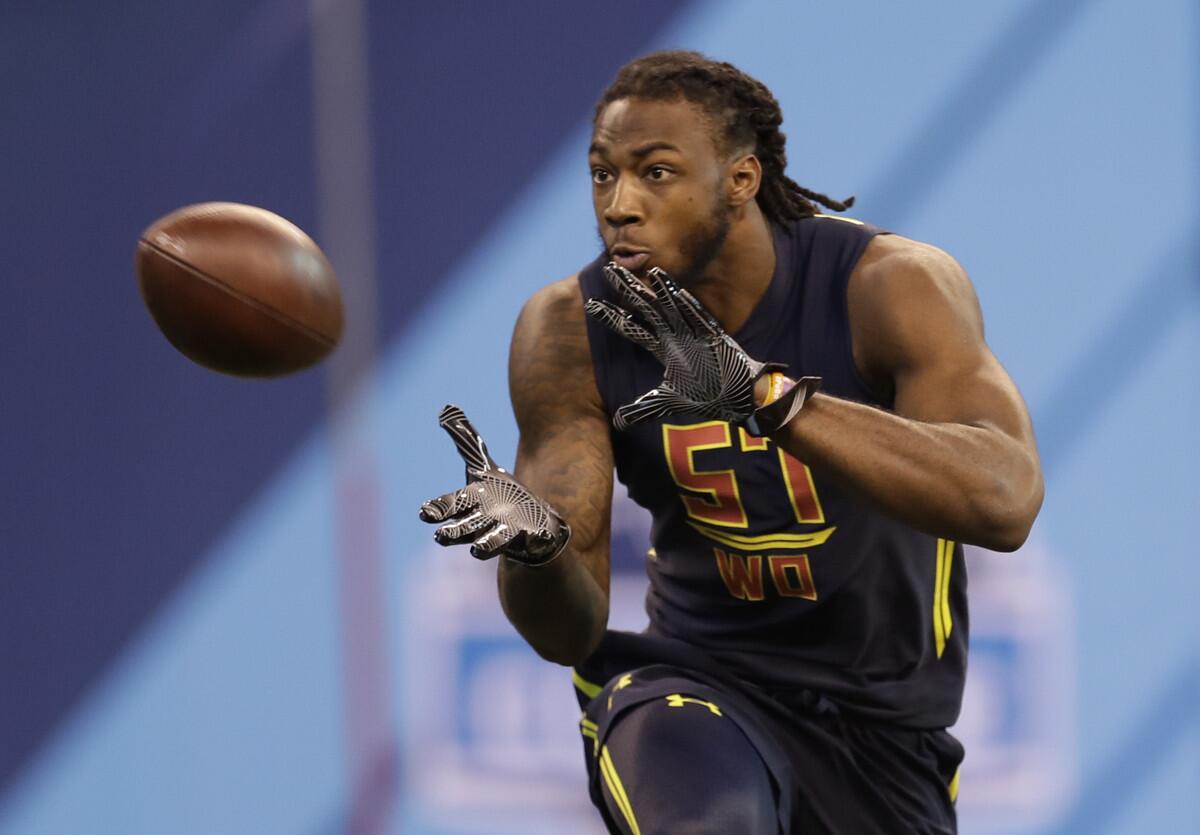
top-left (726, 153), bottom-right (762, 208)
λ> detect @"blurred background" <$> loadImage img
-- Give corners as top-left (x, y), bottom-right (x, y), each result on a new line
top-left (1, 1), bottom-right (1196, 833)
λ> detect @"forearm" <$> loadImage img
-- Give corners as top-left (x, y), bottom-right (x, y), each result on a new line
top-left (501, 276), bottom-right (615, 666)
top-left (497, 548), bottom-right (608, 665)
top-left (768, 392), bottom-right (1043, 551)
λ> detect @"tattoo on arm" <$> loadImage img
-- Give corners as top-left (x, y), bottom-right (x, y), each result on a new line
top-left (508, 276), bottom-right (614, 593)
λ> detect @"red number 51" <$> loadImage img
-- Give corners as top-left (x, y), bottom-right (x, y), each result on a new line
top-left (662, 421), bottom-right (825, 530)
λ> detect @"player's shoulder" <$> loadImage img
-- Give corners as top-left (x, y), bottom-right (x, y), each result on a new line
top-left (510, 272), bottom-right (604, 419)
top-left (523, 273), bottom-right (582, 311)
top-left (852, 233), bottom-right (976, 312)
top-left (515, 273), bottom-right (586, 340)
top-left (857, 233), bottom-right (968, 285)
top-left (512, 273), bottom-right (591, 366)
top-left (848, 233), bottom-right (986, 383)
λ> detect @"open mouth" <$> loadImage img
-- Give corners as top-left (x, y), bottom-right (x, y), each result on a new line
top-left (613, 253), bottom-right (649, 271)
top-left (610, 248), bottom-right (650, 272)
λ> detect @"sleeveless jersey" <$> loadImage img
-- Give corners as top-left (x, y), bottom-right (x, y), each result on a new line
top-left (577, 215), bottom-right (968, 728)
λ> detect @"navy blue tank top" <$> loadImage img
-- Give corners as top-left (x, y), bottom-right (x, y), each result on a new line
top-left (578, 215), bottom-right (968, 728)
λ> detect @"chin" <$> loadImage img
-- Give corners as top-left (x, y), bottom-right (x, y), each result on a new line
top-left (642, 256), bottom-right (680, 277)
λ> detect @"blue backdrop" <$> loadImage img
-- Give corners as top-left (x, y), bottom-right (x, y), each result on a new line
top-left (1, 1), bottom-right (1195, 833)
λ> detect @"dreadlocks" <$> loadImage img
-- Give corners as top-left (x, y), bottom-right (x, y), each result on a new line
top-left (595, 50), bottom-right (854, 225)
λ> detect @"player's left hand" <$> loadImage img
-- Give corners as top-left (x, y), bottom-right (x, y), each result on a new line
top-left (585, 263), bottom-right (785, 430)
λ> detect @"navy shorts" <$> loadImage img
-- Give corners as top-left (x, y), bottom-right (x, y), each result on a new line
top-left (573, 638), bottom-right (962, 834)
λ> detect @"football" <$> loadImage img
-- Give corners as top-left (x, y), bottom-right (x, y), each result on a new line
top-left (136, 202), bottom-right (344, 377)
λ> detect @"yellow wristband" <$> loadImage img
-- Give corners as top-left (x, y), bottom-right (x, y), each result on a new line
top-left (759, 372), bottom-right (789, 407)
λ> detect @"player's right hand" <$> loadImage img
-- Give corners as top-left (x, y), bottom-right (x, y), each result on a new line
top-left (419, 404), bottom-right (571, 567)
top-left (585, 263), bottom-right (783, 429)
top-left (585, 264), bottom-right (821, 436)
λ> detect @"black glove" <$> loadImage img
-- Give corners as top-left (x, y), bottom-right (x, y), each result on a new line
top-left (585, 264), bottom-right (818, 434)
top-left (419, 404), bottom-right (571, 566)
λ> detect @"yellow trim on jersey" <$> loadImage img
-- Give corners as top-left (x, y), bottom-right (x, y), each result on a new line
top-left (947, 766), bottom-right (960, 803)
top-left (812, 213), bottom-right (865, 225)
top-left (572, 670), bottom-right (602, 699)
top-left (600, 744), bottom-right (642, 835)
top-left (738, 426), bottom-right (770, 451)
top-left (940, 540), bottom-right (954, 641)
top-left (933, 539), bottom-right (955, 658)
top-left (688, 521), bottom-right (836, 551)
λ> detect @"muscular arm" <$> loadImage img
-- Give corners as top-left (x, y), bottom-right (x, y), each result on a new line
top-left (764, 236), bottom-right (1043, 551)
top-left (499, 276), bottom-right (613, 665)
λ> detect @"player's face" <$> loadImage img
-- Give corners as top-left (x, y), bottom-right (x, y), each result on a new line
top-left (590, 97), bottom-right (731, 285)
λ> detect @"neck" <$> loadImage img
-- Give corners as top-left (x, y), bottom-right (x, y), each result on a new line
top-left (689, 202), bottom-right (776, 334)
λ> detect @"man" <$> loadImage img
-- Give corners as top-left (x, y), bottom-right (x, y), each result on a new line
top-left (421, 51), bottom-right (1043, 834)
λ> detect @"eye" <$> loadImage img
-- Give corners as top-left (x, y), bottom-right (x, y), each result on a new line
top-left (646, 165), bottom-right (673, 181)
top-left (591, 168), bottom-right (612, 185)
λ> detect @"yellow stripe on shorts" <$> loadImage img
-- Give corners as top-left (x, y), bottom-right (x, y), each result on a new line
top-left (599, 744), bottom-right (641, 835)
top-left (579, 716), bottom-right (599, 756)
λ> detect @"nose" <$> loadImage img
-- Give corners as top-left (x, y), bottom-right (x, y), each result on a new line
top-left (602, 178), bottom-right (644, 228)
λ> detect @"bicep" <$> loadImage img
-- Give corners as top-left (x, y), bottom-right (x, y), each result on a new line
top-left (509, 280), bottom-right (614, 593)
top-left (854, 242), bottom-right (1037, 448)
top-left (895, 344), bottom-right (1034, 448)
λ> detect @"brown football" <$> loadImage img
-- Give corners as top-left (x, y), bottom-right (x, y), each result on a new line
top-left (136, 202), bottom-right (344, 377)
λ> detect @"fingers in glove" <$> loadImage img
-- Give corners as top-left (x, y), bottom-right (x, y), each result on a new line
top-left (645, 268), bottom-right (693, 334)
top-left (437, 404), bottom-right (497, 475)
top-left (613, 386), bottom-right (691, 431)
top-left (433, 510), bottom-right (497, 546)
top-left (419, 487), bottom-right (478, 522)
top-left (470, 522), bottom-right (519, 560)
top-left (603, 263), bottom-right (666, 329)
top-left (585, 299), bottom-right (660, 353)
top-left (526, 528), bottom-right (558, 554)
top-left (671, 283), bottom-right (725, 337)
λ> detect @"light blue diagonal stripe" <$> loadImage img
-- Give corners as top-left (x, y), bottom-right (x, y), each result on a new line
top-left (866, 0), bottom-right (1099, 226)
top-left (1035, 238), bottom-right (1200, 474)
top-left (1042, 659), bottom-right (1200, 835)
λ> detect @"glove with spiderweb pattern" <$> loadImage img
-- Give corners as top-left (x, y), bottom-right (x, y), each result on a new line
top-left (419, 404), bottom-right (570, 566)
top-left (585, 263), bottom-right (792, 431)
